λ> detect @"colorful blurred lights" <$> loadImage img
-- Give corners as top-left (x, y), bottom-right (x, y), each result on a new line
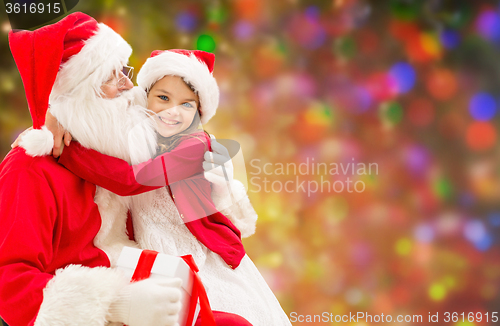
top-left (233, 21), bottom-right (254, 40)
top-left (433, 178), bottom-right (453, 200)
top-left (414, 224), bottom-right (434, 243)
top-left (288, 13), bottom-right (326, 49)
top-left (408, 97), bottom-right (435, 127)
top-left (389, 62), bottom-right (416, 94)
top-left (380, 102), bottom-right (403, 125)
top-left (426, 69), bottom-right (457, 101)
top-left (405, 145), bottom-right (430, 176)
top-left (440, 29), bottom-right (461, 49)
top-left (464, 220), bottom-right (492, 251)
top-left (305, 6), bottom-right (320, 21)
top-left (304, 102), bottom-right (334, 127)
top-left (488, 212), bottom-right (500, 227)
top-left (420, 33), bottom-right (442, 58)
top-left (464, 220), bottom-right (486, 243)
top-left (196, 34), bottom-right (216, 52)
top-left (395, 238), bottom-right (412, 256)
top-left (476, 10), bottom-right (500, 42)
top-left (429, 283), bottom-right (446, 301)
top-left (474, 234), bottom-right (493, 251)
top-left (465, 121), bottom-right (496, 151)
top-left (469, 93), bottom-right (496, 121)
top-left (176, 12), bottom-right (197, 32)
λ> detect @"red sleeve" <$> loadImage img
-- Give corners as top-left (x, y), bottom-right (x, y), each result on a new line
top-left (58, 135), bottom-right (210, 196)
top-left (134, 135), bottom-right (209, 187)
top-left (0, 169), bottom-right (56, 326)
top-left (58, 142), bottom-right (160, 196)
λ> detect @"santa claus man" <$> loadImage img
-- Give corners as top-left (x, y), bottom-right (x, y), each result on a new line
top-left (1, 12), bottom-right (254, 326)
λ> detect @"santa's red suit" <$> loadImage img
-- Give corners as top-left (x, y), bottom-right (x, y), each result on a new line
top-left (0, 12), bottom-right (139, 326)
top-left (0, 147), bottom-right (128, 325)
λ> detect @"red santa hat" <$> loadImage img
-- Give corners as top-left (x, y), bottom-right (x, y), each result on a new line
top-left (136, 49), bottom-right (219, 125)
top-left (9, 12), bottom-right (132, 129)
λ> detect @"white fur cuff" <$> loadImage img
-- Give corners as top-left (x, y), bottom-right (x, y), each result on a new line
top-left (19, 126), bottom-right (54, 157)
top-left (212, 179), bottom-right (258, 238)
top-left (35, 265), bottom-right (129, 326)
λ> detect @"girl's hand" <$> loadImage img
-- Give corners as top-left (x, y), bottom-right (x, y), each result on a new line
top-left (45, 110), bottom-right (72, 158)
top-left (203, 135), bottom-right (234, 184)
top-left (203, 136), bottom-right (234, 196)
top-left (11, 126), bottom-right (33, 149)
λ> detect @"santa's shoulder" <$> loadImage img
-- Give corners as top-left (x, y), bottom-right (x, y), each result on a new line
top-left (0, 147), bottom-right (75, 182)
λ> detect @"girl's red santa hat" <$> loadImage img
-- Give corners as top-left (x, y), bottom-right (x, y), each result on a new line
top-left (136, 49), bottom-right (219, 125)
top-left (9, 12), bottom-right (132, 129)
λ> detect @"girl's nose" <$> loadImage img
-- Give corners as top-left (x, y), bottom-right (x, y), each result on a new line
top-left (166, 105), bottom-right (181, 115)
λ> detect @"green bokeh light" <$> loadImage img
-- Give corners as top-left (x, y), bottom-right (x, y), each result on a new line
top-left (390, 0), bottom-right (421, 21)
top-left (196, 34), bottom-right (216, 52)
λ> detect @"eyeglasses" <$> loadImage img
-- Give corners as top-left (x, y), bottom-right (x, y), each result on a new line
top-left (104, 65), bottom-right (134, 88)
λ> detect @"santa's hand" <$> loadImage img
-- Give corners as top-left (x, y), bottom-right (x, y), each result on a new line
top-left (11, 126), bottom-right (32, 148)
top-left (45, 109), bottom-right (73, 158)
top-left (203, 136), bottom-right (234, 193)
top-left (108, 277), bottom-right (182, 326)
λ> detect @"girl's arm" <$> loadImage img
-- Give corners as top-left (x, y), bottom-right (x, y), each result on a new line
top-left (58, 136), bottom-right (207, 196)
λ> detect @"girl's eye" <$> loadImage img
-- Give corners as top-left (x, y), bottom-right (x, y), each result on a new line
top-left (159, 95), bottom-right (169, 101)
top-left (182, 102), bottom-right (193, 108)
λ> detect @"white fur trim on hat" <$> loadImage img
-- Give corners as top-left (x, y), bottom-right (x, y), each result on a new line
top-left (50, 23), bottom-right (132, 101)
top-left (34, 264), bottom-right (129, 326)
top-left (136, 51), bottom-right (219, 125)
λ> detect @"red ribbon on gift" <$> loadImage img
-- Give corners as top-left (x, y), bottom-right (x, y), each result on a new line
top-left (130, 249), bottom-right (216, 326)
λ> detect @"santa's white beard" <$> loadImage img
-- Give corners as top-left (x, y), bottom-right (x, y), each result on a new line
top-left (49, 88), bottom-right (157, 165)
top-left (48, 88), bottom-right (160, 265)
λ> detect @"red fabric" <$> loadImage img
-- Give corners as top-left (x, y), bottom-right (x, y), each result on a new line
top-left (126, 211), bottom-right (135, 241)
top-left (150, 49), bottom-right (215, 73)
top-left (58, 133), bottom-right (246, 269)
top-left (0, 147), bottom-right (110, 326)
top-left (179, 255), bottom-right (216, 326)
top-left (61, 15), bottom-right (97, 64)
top-left (8, 12), bottom-right (97, 129)
top-left (128, 251), bottom-right (216, 326)
top-left (130, 250), bottom-right (158, 282)
top-left (59, 143), bottom-right (165, 196)
top-left (195, 311), bottom-right (253, 326)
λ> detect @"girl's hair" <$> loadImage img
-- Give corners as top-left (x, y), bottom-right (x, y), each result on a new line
top-left (150, 78), bottom-right (210, 156)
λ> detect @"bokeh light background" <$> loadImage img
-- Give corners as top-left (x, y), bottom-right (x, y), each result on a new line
top-left (2, 0), bottom-right (500, 324)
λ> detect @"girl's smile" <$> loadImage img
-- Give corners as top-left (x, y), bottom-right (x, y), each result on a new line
top-left (147, 75), bottom-right (200, 138)
top-left (157, 115), bottom-right (181, 126)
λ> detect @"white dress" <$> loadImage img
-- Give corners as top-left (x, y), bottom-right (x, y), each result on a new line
top-left (131, 187), bottom-right (292, 326)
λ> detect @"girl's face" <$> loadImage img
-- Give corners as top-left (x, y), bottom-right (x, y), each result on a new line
top-left (147, 75), bottom-right (199, 138)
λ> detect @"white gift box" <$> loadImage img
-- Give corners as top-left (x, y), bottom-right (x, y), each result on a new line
top-left (116, 246), bottom-right (200, 326)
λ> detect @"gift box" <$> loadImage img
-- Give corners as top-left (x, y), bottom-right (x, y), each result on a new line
top-left (117, 247), bottom-right (212, 326)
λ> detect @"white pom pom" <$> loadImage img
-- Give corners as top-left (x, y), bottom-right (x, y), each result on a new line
top-left (19, 126), bottom-right (54, 157)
